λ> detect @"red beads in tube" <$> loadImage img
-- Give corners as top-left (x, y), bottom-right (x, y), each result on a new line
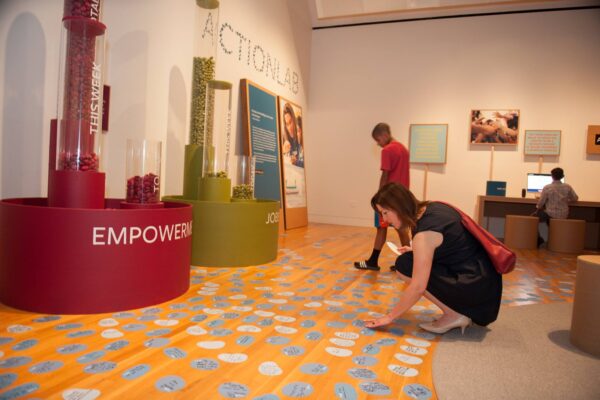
top-left (63, 0), bottom-right (103, 21)
top-left (125, 139), bottom-right (162, 205)
top-left (126, 174), bottom-right (160, 204)
top-left (56, 16), bottom-right (106, 172)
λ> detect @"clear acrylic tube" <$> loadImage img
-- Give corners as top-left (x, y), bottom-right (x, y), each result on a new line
top-left (232, 155), bottom-right (255, 200)
top-left (125, 139), bottom-right (162, 204)
top-left (202, 80), bottom-right (232, 179)
top-left (56, 16), bottom-right (106, 172)
top-left (189, 0), bottom-right (220, 146)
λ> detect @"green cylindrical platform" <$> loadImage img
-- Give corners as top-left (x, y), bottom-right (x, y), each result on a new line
top-left (164, 196), bottom-right (279, 267)
top-left (198, 176), bottom-right (231, 202)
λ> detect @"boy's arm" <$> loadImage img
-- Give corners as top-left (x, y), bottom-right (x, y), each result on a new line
top-left (379, 170), bottom-right (389, 189)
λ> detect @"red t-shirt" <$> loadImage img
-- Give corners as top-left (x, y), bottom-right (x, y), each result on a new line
top-left (381, 141), bottom-right (409, 188)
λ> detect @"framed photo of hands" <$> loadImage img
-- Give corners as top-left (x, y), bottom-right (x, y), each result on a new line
top-left (470, 109), bottom-right (520, 145)
top-left (277, 97), bottom-right (308, 229)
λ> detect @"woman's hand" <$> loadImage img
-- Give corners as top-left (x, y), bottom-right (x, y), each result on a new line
top-left (363, 314), bottom-right (393, 329)
top-left (397, 245), bottom-right (412, 254)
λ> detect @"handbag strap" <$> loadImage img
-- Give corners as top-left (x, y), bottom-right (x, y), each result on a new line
top-left (433, 201), bottom-right (516, 273)
top-left (434, 201), bottom-right (503, 245)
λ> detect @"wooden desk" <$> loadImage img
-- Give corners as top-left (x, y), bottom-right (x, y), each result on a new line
top-left (476, 196), bottom-right (600, 249)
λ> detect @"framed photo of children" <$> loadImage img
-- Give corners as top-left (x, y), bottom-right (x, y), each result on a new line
top-left (524, 130), bottom-right (561, 156)
top-left (277, 97), bottom-right (308, 229)
top-left (470, 109), bottom-right (520, 145)
top-left (409, 124), bottom-right (448, 164)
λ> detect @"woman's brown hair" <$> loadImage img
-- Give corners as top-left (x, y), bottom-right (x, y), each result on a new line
top-left (371, 183), bottom-right (428, 230)
top-left (283, 103), bottom-right (297, 141)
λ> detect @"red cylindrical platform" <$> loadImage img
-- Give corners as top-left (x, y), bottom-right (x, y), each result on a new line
top-left (0, 198), bottom-right (192, 314)
top-left (48, 169), bottom-right (106, 208)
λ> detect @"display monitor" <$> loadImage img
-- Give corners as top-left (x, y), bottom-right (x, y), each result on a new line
top-left (527, 173), bottom-right (563, 193)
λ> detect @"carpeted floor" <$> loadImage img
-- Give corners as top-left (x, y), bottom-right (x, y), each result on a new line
top-left (433, 302), bottom-right (600, 399)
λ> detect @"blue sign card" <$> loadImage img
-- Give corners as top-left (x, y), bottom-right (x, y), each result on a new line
top-left (246, 82), bottom-right (282, 202)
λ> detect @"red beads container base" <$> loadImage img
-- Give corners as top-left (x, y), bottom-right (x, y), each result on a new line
top-left (0, 198), bottom-right (192, 314)
top-left (48, 169), bottom-right (105, 209)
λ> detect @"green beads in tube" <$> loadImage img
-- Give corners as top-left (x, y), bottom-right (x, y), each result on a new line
top-left (189, 57), bottom-right (215, 145)
top-left (232, 184), bottom-right (254, 200)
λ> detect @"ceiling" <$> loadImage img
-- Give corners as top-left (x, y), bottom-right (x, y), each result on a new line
top-left (308, 0), bottom-right (600, 28)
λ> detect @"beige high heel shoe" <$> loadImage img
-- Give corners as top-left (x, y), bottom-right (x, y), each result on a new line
top-left (418, 314), bottom-right (471, 335)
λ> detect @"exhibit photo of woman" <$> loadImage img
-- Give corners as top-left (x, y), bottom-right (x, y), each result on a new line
top-left (470, 109), bottom-right (519, 144)
top-left (281, 101), bottom-right (304, 168)
top-left (278, 98), bottom-right (307, 209)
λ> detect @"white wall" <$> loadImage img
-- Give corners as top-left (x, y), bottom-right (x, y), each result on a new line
top-left (0, 0), bottom-right (311, 199)
top-left (0, 0), bottom-right (61, 198)
top-left (307, 9), bottom-right (600, 225)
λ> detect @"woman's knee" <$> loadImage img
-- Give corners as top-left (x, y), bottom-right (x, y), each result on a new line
top-left (395, 254), bottom-right (413, 277)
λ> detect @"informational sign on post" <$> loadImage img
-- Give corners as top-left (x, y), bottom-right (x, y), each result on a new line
top-left (409, 124), bottom-right (448, 200)
top-left (524, 130), bottom-right (561, 156)
top-left (241, 79), bottom-right (282, 203)
top-left (409, 124), bottom-right (448, 164)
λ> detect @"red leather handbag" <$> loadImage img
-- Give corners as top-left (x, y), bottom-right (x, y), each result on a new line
top-left (438, 202), bottom-right (516, 274)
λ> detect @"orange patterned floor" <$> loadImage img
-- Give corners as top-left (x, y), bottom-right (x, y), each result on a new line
top-left (0, 224), bottom-right (586, 399)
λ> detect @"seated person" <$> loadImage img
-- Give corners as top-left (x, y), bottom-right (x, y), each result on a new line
top-left (535, 167), bottom-right (578, 246)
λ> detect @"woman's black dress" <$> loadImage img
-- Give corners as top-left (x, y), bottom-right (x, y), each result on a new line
top-left (395, 202), bottom-right (502, 326)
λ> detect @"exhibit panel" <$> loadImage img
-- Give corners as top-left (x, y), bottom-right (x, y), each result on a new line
top-left (278, 97), bottom-right (308, 229)
top-left (240, 79), bottom-right (283, 205)
top-left (523, 130), bottom-right (561, 156)
top-left (240, 79), bottom-right (286, 230)
top-left (240, 80), bottom-right (309, 231)
top-left (409, 123), bottom-right (448, 200)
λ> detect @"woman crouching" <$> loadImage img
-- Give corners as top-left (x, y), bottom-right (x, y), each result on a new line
top-left (363, 183), bottom-right (502, 334)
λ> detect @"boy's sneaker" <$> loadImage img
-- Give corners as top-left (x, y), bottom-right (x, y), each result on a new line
top-left (353, 261), bottom-right (380, 271)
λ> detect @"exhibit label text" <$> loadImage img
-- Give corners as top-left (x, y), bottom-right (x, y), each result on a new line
top-left (92, 221), bottom-right (193, 246)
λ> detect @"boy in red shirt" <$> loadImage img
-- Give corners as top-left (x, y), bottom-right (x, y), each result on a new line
top-left (354, 123), bottom-right (410, 271)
